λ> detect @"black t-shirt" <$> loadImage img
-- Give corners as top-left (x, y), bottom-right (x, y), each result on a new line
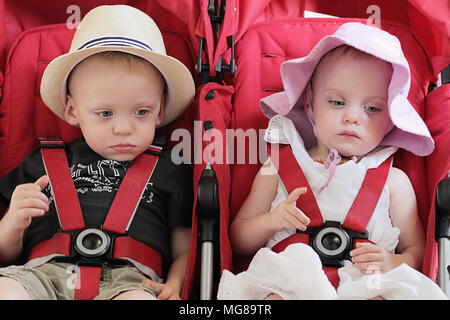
top-left (0, 138), bottom-right (193, 273)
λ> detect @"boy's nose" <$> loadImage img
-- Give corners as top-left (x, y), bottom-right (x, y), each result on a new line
top-left (113, 117), bottom-right (133, 135)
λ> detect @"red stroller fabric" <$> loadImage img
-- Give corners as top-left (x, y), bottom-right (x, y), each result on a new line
top-left (0, 1), bottom-right (204, 299)
top-left (0, 0), bottom-right (448, 299)
top-left (210, 0), bottom-right (449, 288)
top-left (215, 0), bottom-right (450, 76)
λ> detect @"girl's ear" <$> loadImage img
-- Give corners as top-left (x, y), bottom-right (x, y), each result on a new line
top-left (64, 95), bottom-right (79, 126)
top-left (303, 98), bottom-right (310, 114)
top-left (304, 82), bottom-right (315, 124)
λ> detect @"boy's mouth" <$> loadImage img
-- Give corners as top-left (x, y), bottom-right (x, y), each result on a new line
top-left (111, 144), bottom-right (136, 153)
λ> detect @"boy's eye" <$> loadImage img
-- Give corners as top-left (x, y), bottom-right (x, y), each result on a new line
top-left (329, 100), bottom-right (345, 107)
top-left (99, 111), bottom-right (113, 118)
top-left (364, 106), bottom-right (381, 113)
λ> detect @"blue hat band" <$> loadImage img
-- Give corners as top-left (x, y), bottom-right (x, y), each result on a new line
top-left (77, 36), bottom-right (152, 51)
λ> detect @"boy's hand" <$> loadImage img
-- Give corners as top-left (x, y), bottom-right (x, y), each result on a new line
top-left (141, 278), bottom-right (181, 300)
top-left (350, 242), bottom-right (398, 274)
top-left (7, 175), bottom-right (50, 231)
top-left (267, 187), bottom-right (310, 232)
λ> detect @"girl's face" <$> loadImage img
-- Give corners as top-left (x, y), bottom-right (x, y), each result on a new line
top-left (307, 51), bottom-right (392, 159)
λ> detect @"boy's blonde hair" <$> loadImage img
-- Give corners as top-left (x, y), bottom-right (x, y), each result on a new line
top-left (98, 51), bottom-right (153, 70)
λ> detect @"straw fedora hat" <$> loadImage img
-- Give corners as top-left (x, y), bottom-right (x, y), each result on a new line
top-left (40, 5), bottom-right (195, 127)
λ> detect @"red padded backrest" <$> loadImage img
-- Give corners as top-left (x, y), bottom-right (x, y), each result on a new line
top-left (0, 18), bottom-right (198, 298)
top-left (0, 23), bottom-right (196, 177)
top-left (0, 25), bottom-right (80, 177)
top-left (230, 19), bottom-right (434, 269)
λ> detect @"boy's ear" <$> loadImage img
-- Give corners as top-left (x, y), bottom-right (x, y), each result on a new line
top-left (156, 94), bottom-right (166, 126)
top-left (64, 95), bottom-right (79, 126)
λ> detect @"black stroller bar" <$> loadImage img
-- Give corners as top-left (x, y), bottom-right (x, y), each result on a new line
top-left (435, 65), bottom-right (450, 297)
top-left (196, 0), bottom-right (235, 83)
top-left (197, 161), bottom-right (220, 300)
top-left (436, 176), bottom-right (450, 297)
top-left (441, 65), bottom-right (450, 85)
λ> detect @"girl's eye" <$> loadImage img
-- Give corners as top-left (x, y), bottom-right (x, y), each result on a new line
top-left (135, 109), bottom-right (150, 116)
top-left (329, 100), bottom-right (345, 107)
top-left (99, 111), bottom-right (113, 118)
top-left (364, 106), bottom-right (381, 113)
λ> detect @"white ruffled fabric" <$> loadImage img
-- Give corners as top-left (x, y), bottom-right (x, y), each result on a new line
top-left (217, 115), bottom-right (447, 300)
top-left (218, 244), bottom-right (338, 300)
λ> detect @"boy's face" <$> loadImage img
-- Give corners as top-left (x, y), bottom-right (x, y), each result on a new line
top-left (64, 54), bottom-right (165, 161)
top-left (307, 51), bottom-right (392, 158)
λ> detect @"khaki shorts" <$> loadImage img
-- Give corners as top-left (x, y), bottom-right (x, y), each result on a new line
top-left (0, 260), bottom-right (160, 300)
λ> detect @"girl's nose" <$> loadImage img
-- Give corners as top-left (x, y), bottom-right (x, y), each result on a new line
top-left (342, 105), bottom-right (363, 125)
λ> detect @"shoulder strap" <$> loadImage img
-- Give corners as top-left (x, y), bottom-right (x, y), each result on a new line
top-left (40, 140), bottom-right (161, 233)
top-left (268, 143), bottom-right (392, 233)
top-left (267, 143), bottom-right (324, 227)
top-left (342, 157), bottom-right (392, 233)
top-left (40, 139), bottom-right (85, 231)
top-left (102, 146), bottom-right (161, 234)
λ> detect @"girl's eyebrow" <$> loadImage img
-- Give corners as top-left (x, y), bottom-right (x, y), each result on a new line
top-left (365, 96), bottom-right (387, 103)
top-left (324, 89), bottom-right (387, 104)
top-left (323, 88), bottom-right (346, 96)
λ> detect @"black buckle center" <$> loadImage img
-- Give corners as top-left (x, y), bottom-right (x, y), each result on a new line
top-left (74, 228), bottom-right (110, 258)
top-left (297, 221), bottom-right (368, 267)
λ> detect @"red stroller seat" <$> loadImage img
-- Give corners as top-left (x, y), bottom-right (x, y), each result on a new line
top-left (0, 5), bottom-right (201, 299)
top-left (197, 0), bottom-right (450, 298)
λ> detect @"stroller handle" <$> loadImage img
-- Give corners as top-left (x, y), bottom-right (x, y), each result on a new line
top-left (197, 162), bottom-right (220, 300)
top-left (436, 177), bottom-right (450, 297)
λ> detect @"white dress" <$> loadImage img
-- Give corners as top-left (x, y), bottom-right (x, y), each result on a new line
top-left (217, 115), bottom-right (447, 300)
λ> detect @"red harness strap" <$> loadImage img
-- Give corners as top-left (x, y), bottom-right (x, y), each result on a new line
top-left (31, 140), bottom-right (162, 299)
top-left (103, 149), bottom-right (159, 234)
top-left (268, 144), bottom-right (391, 288)
top-left (342, 159), bottom-right (391, 234)
top-left (28, 233), bottom-right (163, 277)
top-left (74, 266), bottom-right (102, 300)
top-left (40, 140), bottom-right (85, 231)
top-left (268, 144), bottom-right (324, 227)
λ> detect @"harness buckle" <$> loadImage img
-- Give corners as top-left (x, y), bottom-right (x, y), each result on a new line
top-left (74, 228), bottom-right (110, 259)
top-left (53, 229), bottom-right (128, 267)
top-left (297, 221), bottom-right (369, 267)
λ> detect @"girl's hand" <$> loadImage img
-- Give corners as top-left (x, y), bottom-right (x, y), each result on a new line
top-left (141, 278), bottom-right (181, 300)
top-left (350, 242), bottom-right (399, 274)
top-left (6, 175), bottom-right (50, 231)
top-left (267, 187), bottom-right (310, 232)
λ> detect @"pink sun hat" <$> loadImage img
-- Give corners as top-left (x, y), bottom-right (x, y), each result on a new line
top-left (260, 22), bottom-right (434, 156)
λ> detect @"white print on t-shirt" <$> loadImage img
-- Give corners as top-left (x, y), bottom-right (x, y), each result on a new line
top-left (44, 160), bottom-right (154, 206)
